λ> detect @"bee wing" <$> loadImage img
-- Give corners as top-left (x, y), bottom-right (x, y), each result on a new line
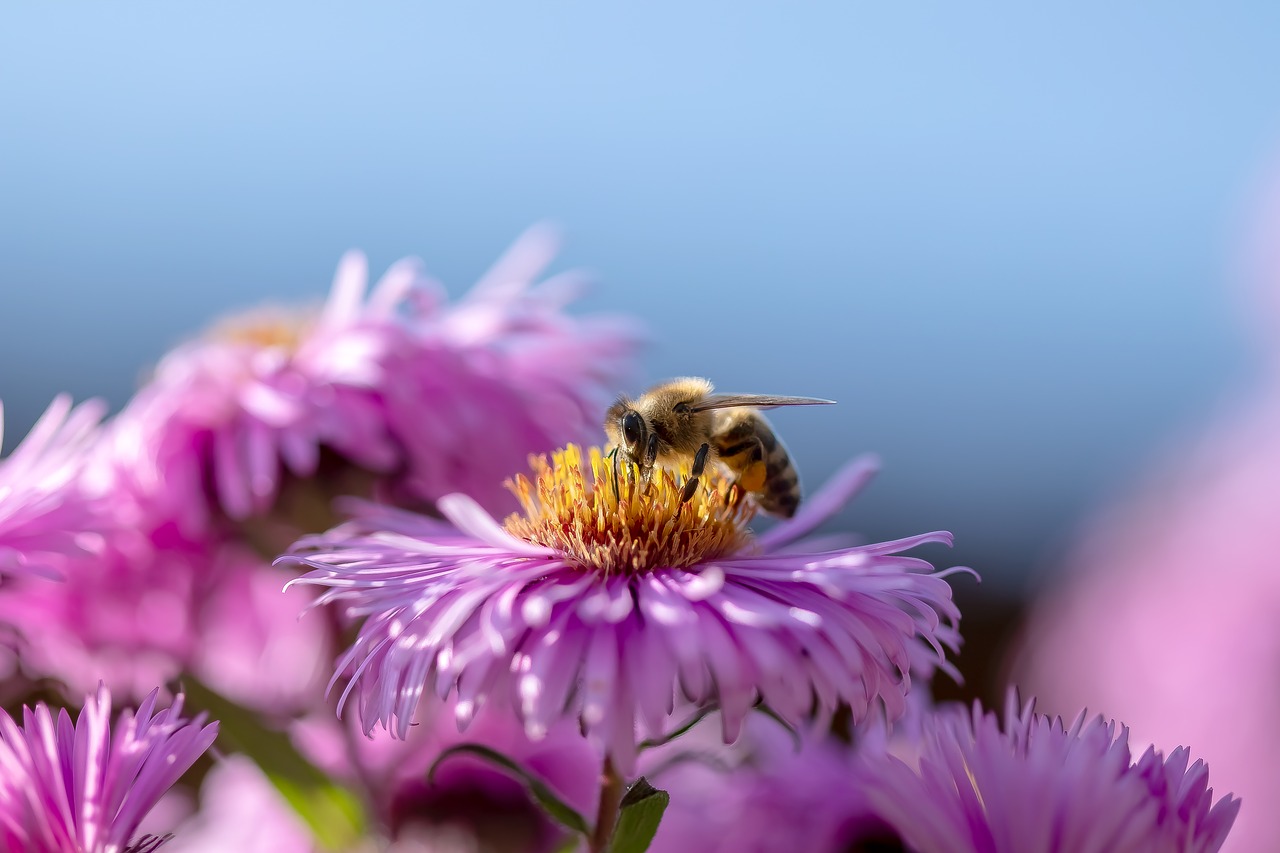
top-left (691, 394), bottom-right (836, 412)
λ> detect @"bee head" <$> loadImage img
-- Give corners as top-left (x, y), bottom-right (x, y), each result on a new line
top-left (604, 397), bottom-right (649, 465)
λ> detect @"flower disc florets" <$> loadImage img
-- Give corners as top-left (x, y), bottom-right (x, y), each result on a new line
top-left (502, 444), bottom-right (754, 576)
top-left (206, 306), bottom-right (314, 353)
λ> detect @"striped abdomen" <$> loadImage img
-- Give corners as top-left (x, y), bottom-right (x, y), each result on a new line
top-left (709, 408), bottom-right (801, 518)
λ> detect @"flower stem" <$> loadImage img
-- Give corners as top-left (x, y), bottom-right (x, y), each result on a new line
top-left (589, 757), bottom-right (625, 852)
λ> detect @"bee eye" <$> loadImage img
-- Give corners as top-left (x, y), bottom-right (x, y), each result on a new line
top-left (622, 412), bottom-right (644, 446)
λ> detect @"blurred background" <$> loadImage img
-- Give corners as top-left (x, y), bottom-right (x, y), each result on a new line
top-left (4, 4), bottom-right (1280, 707)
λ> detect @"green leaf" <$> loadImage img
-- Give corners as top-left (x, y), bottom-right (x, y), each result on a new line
top-left (428, 743), bottom-right (590, 835)
top-left (608, 777), bottom-right (670, 853)
top-left (177, 677), bottom-right (366, 851)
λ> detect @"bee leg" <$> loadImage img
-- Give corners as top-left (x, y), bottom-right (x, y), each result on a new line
top-left (721, 437), bottom-right (766, 509)
top-left (679, 442), bottom-right (710, 504)
top-left (640, 434), bottom-right (659, 490)
top-left (608, 446), bottom-right (621, 501)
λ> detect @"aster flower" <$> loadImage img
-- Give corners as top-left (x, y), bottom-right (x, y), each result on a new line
top-left (650, 632), bottom-right (942, 853)
top-left (106, 251), bottom-right (416, 531)
top-left (163, 756), bottom-right (314, 853)
top-left (1011, 395), bottom-right (1280, 853)
top-left (282, 444), bottom-right (966, 774)
top-left (168, 699), bottom-right (599, 853)
top-left (295, 697), bottom-right (599, 846)
top-left (856, 692), bottom-right (1240, 853)
top-left (108, 226), bottom-right (639, 533)
top-left (650, 713), bottom-right (891, 853)
top-left (0, 395), bottom-right (105, 579)
top-left (0, 685), bottom-right (218, 853)
top-left (381, 225), bottom-right (642, 515)
top-left (0, 528), bottom-right (330, 708)
top-left (368, 700), bottom-right (599, 853)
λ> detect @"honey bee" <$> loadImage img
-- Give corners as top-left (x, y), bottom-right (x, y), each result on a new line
top-left (604, 377), bottom-right (834, 518)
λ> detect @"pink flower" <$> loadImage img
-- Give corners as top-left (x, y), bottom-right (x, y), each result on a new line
top-left (650, 715), bottom-right (889, 853)
top-left (163, 757), bottom-right (313, 853)
top-left (171, 701), bottom-right (600, 853)
top-left (106, 252), bottom-right (415, 531)
top-left (372, 702), bottom-right (599, 853)
top-left (380, 225), bottom-right (642, 515)
top-left (0, 395), bottom-right (106, 579)
top-left (1012, 395), bottom-right (1280, 851)
top-left (0, 529), bottom-right (330, 710)
top-left (282, 446), bottom-right (967, 774)
top-left (857, 693), bottom-right (1239, 853)
top-left (0, 685), bottom-right (218, 853)
top-left (109, 227), bottom-right (640, 533)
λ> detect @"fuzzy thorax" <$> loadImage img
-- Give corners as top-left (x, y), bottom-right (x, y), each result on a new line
top-left (503, 444), bottom-right (755, 575)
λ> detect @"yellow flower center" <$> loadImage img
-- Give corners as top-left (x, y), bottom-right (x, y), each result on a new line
top-left (207, 307), bottom-right (315, 352)
top-left (503, 444), bottom-right (756, 575)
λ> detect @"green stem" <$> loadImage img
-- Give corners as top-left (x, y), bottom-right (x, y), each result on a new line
top-left (588, 757), bottom-right (625, 852)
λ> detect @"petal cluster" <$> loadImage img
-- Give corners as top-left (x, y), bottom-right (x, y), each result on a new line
top-left (0, 395), bottom-right (106, 579)
top-left (105, 227), bottom-right (639, 532)
top-left (1013, 397), bottom-right (1280, 851)
top-left (0, 686), bottom-right (218, 853)
top-left (858, 692), bottom-right (1241, 853)
top-left (0, 529), bottom-right (330, 710)
top-left (651, 714), bottom-right (890, 853)
top-left (283, 452), bottom-right (965, 772)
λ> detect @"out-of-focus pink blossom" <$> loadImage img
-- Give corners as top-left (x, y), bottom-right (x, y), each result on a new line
top-left (0, 527), bottom-right (330, 710)
top-left (651, 714), bottom-right (889, 853)
top-left (104, 252), bottom-right (416, 532)
top-left (657, 692), bottom-right (1239, 853)
top-left (1013, 395), bottom-right (1280, 851)
top-left (174, 700), bottom-right (600, 853)
top-left (859, 693), bottom-right (1239, 853)
top-left (1011, 170), bottom-right (1280, 850)
top-left (0, 395), bottom-right (106, 579)
top-left (106, 226), bottom-right (641, 532)
top-left (163, 756), bottom-right (314, 853)
top-left (383, 225), bottom-right (643, 514)
top-left (650, 643), bottom-right (942, 853)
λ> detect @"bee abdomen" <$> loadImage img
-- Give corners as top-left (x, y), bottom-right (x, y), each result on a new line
top-left (711, 410), bottom-right (802, 518)
top-left (756, 450), bottom-right (801, 518)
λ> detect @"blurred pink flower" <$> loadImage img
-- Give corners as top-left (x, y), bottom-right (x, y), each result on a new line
top-left (105, 250), bottom-right (416, 532)
top-left (1012, 395), bottom-right (1280, 851)
top-left (373, 702), bottom-right (599, 853)
top-left (108, 226), bottom-right (640, 532)
top-left (381, 225), bottom-right (642, 515)
top-left (0, 395), bottom-right (106, 579)
top-left (651, 715), bottom-right (889, 853)
top-left (649, 644), bottom-right (942, 853)
top-left (652, 689), bottom-right (1238, 853)
top-left (0, 685), bottom-right (218, 853)
top-left (163, 756), bottom-right (313, 853)
top-left (0, 526), bottom-right (330, 709)
top-left (171, 700), bottom-right (600, 853)
top-left (858, 692), bottom-right (1239, 853)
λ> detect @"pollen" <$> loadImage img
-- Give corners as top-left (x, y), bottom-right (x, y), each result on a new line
top-left (502, 444), bottom-right (756, 575)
